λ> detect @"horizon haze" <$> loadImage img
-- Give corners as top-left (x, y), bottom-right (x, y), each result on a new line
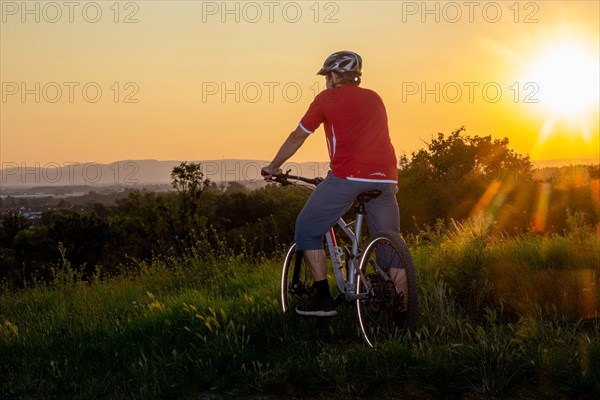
top-left (1, 156), bottom-right (598, 190)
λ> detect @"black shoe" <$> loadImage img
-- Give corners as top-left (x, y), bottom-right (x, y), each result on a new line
top-left (295, 295), bottom-right (338, 317)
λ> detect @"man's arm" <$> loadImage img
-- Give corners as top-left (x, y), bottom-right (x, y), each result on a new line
top-left (262, 126), bottom-right (310, 176)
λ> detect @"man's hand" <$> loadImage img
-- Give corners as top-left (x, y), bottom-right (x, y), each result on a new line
top-left (261, 165), bottom-right (282, 180)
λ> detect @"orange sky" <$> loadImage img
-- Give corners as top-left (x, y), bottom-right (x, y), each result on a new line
top-left (1, 1), bottom-right (598, 168)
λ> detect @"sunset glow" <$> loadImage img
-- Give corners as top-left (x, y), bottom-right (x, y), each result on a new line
top-left (1, 1), bottom-right (598, 169)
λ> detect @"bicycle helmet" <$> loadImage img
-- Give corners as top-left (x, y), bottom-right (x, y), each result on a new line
top-left (317, 51), bottom-right (363, 77)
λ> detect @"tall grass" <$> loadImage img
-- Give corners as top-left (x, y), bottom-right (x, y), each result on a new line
top-left (412, 213), bottom-right (599, 321)
top-left (1, 217), bottom-right (599, 399)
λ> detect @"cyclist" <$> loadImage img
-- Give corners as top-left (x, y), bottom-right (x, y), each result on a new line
top-left (262, 51), bottom-right (400, 317)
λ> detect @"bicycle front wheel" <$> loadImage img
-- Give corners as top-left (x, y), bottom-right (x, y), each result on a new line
top-left (356, 231), bottom-right (418, 347)
top-left (280, 242), bottom-right (315, 313)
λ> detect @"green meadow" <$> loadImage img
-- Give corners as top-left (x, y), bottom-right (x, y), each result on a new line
top-left (1, 215), bottom-right (598, 399)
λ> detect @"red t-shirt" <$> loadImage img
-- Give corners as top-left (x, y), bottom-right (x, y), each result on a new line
top-left (299, 85), bottom-right (398, 183)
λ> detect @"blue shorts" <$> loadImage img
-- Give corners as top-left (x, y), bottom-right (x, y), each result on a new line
top-left (295, 172), bottom-right (400, 250)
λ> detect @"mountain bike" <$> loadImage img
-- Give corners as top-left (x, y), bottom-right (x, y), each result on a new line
top-left (266, 170), bottom-right (418, 347)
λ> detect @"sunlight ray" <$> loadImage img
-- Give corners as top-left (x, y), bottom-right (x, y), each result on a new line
top-left (532, 182), bottom-right (552, 232)
top-left (538, 118), bottom-right (556, 143)
top-left (470, 180), bottom-right (503, 218)
top-left (580, 119), bottom-right (593, 142)
top-left (469, 179), bottom-right (519, 234)
top-left (590, 179), bottom-right (600, 221)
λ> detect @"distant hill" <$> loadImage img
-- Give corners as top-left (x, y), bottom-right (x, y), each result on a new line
top-left (1, 157), bottom-right (597, 192)
top-left (0, 159), bottom-right (331, 189)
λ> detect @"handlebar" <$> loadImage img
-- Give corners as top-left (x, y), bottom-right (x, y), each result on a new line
top-left (261, 168), bottom-right (323, 186)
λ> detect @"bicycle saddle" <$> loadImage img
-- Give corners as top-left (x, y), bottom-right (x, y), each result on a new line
top-left (357, 190), bottom-right (382, 203)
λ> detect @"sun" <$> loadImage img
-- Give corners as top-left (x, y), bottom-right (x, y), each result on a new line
top-left (524, 43), bottom-right (599, 120)
top-left (514, 33), bottom-right (599, 148)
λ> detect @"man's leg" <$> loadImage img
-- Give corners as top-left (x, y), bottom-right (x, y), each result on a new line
top-left (365, 184), bottom-right (407, 304)
top-left (294, 173), bottom-right (356, 316)
top-left (295, 248), bottom-right (336, 316)
top-left (389, 268), bottom-right (408, 298)
top-left (304, 249), bottom-right (327, 281)
top-left (304, 249), bottom-right (332, 305)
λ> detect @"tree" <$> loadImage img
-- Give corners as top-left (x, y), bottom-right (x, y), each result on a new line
top-left (171, 161), bottom-right (210, 197)
top-left (0, 211), bottom-right (30, 245)
top-left (170, 162), bottom-right (214, 250)
top-left (224, 181), bottom-right (248, 195)
top-left (397, 127), bottom-right (535, 231)
top-left (171, 161), bottom-right (211, 218)
top-left (400, 127), bottom-right (533, 183)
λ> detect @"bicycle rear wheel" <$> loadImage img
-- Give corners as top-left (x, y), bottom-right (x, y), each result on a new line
top-left (280, 242), bottom-right (315, 313)
top-left (356, 231), bottom-right (418, 347)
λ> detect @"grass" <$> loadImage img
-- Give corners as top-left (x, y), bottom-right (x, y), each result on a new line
top-left (1, 219), bottom-right (599, 399)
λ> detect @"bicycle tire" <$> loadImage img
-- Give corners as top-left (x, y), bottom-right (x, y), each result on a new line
top-left (280, 242), bottom-right (315, 313)
top-left (356, 231), bottom-right (418, 347)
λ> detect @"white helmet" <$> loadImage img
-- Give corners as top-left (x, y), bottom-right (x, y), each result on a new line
top-left (317, 51), bottom-right (363, 77)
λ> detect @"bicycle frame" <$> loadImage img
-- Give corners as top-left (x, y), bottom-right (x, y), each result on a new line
top-left (325, 212), bottom-right (370, 302)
